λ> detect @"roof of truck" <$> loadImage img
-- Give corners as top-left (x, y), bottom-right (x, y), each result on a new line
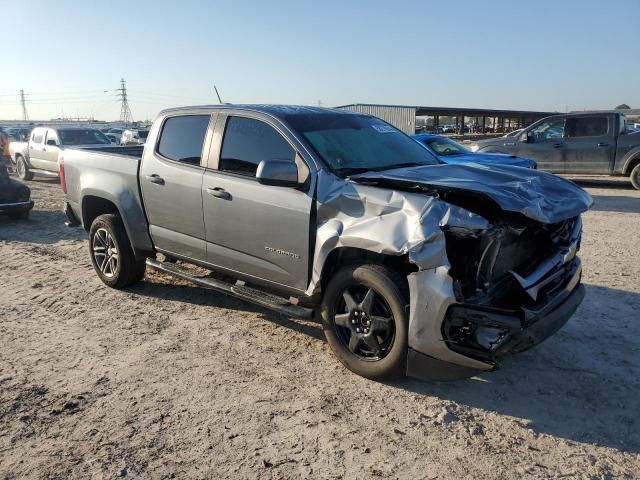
top-left (159, 104), bottom-right (359, 118)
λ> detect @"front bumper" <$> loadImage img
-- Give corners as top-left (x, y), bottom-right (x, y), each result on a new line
top-left (406, 257), bottom-right (585, 381)
top-left (0, 199), bottom-right (34, 215)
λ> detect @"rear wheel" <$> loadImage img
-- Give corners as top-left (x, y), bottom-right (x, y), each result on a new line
top-left (321, 264), bottom-right (409, 380)
top-left (630, 163), bottom-right (640, 190)
top-left (89, 214), bottom-right (146, 288)
top-left (16, 156), bottom-right (33, 181)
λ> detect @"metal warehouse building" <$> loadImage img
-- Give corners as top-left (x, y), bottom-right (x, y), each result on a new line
top-left (336, 103), bottom-right (556, 135)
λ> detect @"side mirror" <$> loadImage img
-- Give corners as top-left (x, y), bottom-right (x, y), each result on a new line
top-left (47, 139), bottom-right (58, 146)
top-left (519, 133), bottom-right (529, 143)
top-left (256, 159), bottom-right (300, 187)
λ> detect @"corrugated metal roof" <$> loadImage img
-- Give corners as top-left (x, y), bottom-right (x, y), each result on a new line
top-left (336, 104), bottom-right (417, 134)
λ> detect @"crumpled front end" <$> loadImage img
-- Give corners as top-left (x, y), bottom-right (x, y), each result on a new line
top-left (407, 214), bottom-right (586, 380)
top-left (311, 167), bottom-right (590, 381)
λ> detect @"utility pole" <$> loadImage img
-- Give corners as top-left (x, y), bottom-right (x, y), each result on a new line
top-left (116, 78), bottom-right (133, 124)
top-left (19, 90), bottom-right (28, 121)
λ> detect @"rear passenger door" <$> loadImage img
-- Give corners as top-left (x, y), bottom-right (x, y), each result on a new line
top-left (139, 114), bottom-right (212, 261)
top-left (202, 114), bottom-right (313, 292)
top-left (28, 128), bottom-right (47, 169)
top-left (563, 116), bottom-right (614, 174)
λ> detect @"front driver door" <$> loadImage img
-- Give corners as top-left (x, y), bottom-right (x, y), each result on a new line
top-left (517, 117), bottom-right (566, 172)
top-left (202, 114), bottom-right (313, 292)
top-left (41, 129), bottom-right (61, 172)
top-left (139, 114), bottom-right (212, 261)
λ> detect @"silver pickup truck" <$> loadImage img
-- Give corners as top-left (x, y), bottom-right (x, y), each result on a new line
top-left (62, 105), bottom-right (592, 381)
top-left (470, 111), bottom-right (640, 189)
top-left (10, 126), bottom-right (112, 180)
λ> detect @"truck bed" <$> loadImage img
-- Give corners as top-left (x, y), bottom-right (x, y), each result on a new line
top-left (76, 144), bottom-right (145, 159)
top-left (63, 144), bottom-right (153, 254)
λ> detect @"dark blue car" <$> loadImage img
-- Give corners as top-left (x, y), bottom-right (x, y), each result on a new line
top-left (412, 133), bottom-right (536, 169)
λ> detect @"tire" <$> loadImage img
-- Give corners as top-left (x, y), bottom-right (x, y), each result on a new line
top-left (321, 264), bottom-right (409, 380)
top-left (16, 156), bottom-right (33, 181)
top-left (8, 210), bottom-right (29, 220)
top-left (89, 214), bottom-right (146, 289)
top-left (631, 162), bottom-right (640, 190)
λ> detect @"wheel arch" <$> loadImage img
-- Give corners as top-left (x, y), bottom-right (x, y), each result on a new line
top-left (623, 154), bottom-right (640, 176)
top-left (318, 246), bottom-right (416, 292)
top-left (81, 195), bottom-right (120, 232)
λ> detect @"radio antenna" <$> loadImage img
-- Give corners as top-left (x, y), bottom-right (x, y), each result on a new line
top-left (214, 85), bottom-right (223, 104)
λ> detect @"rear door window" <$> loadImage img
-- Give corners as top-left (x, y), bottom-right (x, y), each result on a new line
top-left (31, 129), bottom-right (44, 144)
top-left (565, 116), bottom-right (609, 138)
top-left (219, 116), bottom-right (295, 177)
top-left (157, 115), bottom-right (210, 165)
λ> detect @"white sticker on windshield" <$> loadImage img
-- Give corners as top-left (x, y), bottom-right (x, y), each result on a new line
top-left (371, 125), bottom-right (397, 133)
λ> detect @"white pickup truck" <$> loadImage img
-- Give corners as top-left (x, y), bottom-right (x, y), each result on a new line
top-left (10, 126), bottom-right (112, 180)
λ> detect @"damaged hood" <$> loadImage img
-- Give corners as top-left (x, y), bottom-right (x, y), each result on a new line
top-left (351, 163), bottom-right (592, 224)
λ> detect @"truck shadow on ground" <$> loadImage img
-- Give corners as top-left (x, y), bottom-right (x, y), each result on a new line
top-left (0, 209), bottom-right (87, 243)
top-left (589, 194), bottom-right (640, 213)
top-left (131, 276), bottom-right (639, 453)
top-left (394, 283), bottom-right (640, 454)
top-left (130, 278), bottom-right (325, 342)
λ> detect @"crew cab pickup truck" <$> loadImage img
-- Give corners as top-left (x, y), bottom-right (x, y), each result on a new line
top-left (62, 105), bottom-right (592, 381)
top-left (10, 126), bottom-right (112, 181)
top-left (470, 112), bottom-right (640, 189)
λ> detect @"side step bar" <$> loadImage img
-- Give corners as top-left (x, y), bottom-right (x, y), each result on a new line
top-left (29, 168), bottom-right (60, 177)
top-left (145, 258), bottom-right (315, 320)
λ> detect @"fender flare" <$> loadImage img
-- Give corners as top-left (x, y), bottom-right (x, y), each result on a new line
top-left (622, 146), bottom-right (640, 174)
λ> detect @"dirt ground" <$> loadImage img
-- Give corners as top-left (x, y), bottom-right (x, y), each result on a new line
top-left (1, 175), bottom-right (639, 479)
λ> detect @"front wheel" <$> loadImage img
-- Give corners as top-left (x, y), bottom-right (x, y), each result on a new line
top-left (89, 214), bottom-right (146, 289)
top-left (321, 264), bottom-right (409, 380)
top-left (630, 163), bottom-right (640, 190)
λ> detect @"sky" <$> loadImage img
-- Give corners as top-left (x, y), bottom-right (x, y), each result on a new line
top-left (1, 0), bottom-right (639, 121)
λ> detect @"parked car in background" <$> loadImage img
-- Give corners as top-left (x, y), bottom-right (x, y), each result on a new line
top-left (106, 128), bottom-right (125, 144)
top-left (62, 105), bottom-right (591, 382)
top-left (121, 128), bottom-right (149, 145)
top-left (470, 112), bottom-right (640, 189)
top-left (0, 163), bottom-right (33, 219)
top-left (11, 126), bottom-right (112, 180)
top-left (412, 133), bottom-right (536, 169)
top-left (6, 127), bottom-right (31, 141)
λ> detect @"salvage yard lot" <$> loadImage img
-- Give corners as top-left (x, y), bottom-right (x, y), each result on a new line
top-left (1, 177), bottom-right (639, 479)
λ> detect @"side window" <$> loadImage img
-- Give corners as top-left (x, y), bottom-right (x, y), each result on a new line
top-left (565, 116), bottom-right (608, 138)
top-left (219, 116), bottom-right (295, 177)
top-left (32, 129), bottom-right (44, 144)
top-left (529, 119), bottom-right (565, 142)
top-left (157, 115), bottom-right (210, 165)
top-left (45, 130), bottom-right (58, 145)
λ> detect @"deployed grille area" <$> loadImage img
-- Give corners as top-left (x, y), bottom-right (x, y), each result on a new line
top-left (445, 216), bottom-right (581, 308)
top-left (441, 215), bottom-right (583, 362)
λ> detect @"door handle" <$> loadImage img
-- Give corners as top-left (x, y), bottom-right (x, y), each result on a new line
top-left (206, 187), bottom-right (231, 200)
top-left (146, 174), bottom-right (165, 185)
top-left (597, 142), bottom-right (609, 147)
top-left (552, 143), bottom-right (563, 148)
top-left (504, 142), bottom-right (516, 147)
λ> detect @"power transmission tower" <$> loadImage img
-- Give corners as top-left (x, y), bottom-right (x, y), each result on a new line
top-left (19, 90), bottom-right (28, 120)
top-left (116, 78), bottom-right (133, 123)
